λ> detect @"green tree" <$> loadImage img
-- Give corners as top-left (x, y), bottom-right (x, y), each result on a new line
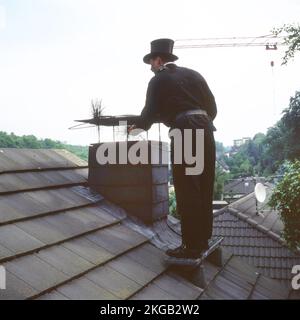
top-left (225, 144), bottom-right (255, 178)
top-left (0, 131), bottom-right (88, 161)
top-left (281, 91), bottom-right (300, 159)
top-left (265, 91), bottom-right (300, 168)
top-left (169, 189), bottom-right (179, 219)
top-left (272, 23), bottom-right (300, 65)
top-left (214, 165), bottom-right (229, 200)
top-left (269, 160), bottom-right (300, 249)
top-left (224, 91), bottom-right (300, 178)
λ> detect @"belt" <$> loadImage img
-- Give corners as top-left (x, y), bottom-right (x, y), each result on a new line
top-left (175, 109), bottom-right (208, 122)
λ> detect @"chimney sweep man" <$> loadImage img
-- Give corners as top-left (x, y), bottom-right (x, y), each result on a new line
top-left (129, 38), bottom-right (217, 259)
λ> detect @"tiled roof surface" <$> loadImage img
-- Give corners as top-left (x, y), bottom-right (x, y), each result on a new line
top-left (199, 254), bottom-right (290, 300)
top-left (0, 148), bottom-right (295, 300)
top-left (229, 186), bottom-right (283, 237)
top-left (0, 149), bottom-right (201, 300)
top-left (211, 186), bottom-right (300, 300)
top-left (213, 209), bottom-right (300, 281)
top-left (224, 178), bottom-right (257, 196)
top-left (157, 218), bottom-right (295, 300)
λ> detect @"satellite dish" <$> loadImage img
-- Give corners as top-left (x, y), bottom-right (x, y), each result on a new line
top-left (254, 183), bottom-right (266, 203)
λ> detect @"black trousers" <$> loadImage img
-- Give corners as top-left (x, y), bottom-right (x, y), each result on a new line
top-left (170, 114), bottom-right (216, 249)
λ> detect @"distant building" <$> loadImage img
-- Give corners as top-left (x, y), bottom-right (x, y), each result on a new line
top-left (233, 139), bottom-right (243, 147)
top-left (233, 137), bottom-right (251, 148)
top-left (224, 177), bottom-right (265, 202)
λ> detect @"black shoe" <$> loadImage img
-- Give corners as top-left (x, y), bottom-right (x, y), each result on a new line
top-left (166, 241), bottom-right (209, 259)
top-left (165, 244), bottom-right (186, 257)
top-left (166, 245), bottom-right (205, 259)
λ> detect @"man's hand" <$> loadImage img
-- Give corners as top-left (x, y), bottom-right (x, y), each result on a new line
top-left (127, 124), bottom-right (137, 134)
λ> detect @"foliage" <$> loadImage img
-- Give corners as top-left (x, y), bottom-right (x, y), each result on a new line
top-left (265, 91), bottom-right (300, 165)
top-left (224, 137), bottom-right (262, 178)
top-left (169, 189), bottom-right (179, 219)
top-left (268, 160), bottom-right (300, 249)
top-left (280, 91), bottom-right (300, 159)
top-left (214, 165), bottom-right (229, 200)
top-left (272, 23), bottom-right (300, 65)
top-left (0, 131), bottom-right (88, 161)
top-left (63, 144), bottom-right (88, 161)
top-left (224, 91), bottom-right (300, 178)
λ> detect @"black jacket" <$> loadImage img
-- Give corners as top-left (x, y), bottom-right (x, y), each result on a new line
top-left (137, 63), bottom-right (217, 131)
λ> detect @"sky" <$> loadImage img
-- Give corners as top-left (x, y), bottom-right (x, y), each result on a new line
top-left (0, 0), bottom-right (299, 147)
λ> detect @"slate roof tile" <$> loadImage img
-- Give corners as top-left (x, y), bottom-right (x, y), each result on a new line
top-left (0, 149), bottom-right (294, 300)
top-left (213, 203), bottom-right (300, 282)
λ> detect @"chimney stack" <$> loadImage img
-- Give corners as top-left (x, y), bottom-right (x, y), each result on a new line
top-left (88, 140), bottom-right (169, 224)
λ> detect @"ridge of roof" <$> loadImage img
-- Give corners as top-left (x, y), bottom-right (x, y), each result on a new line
top-left (214, 195), bottom-right (300, 256)
top-left (227, 207), bottom-right (284, 245)
top-left (0, 148), bottom-right (87, 174)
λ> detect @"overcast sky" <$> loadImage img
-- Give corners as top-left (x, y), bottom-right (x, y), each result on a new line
top-left (0, 0), bottom-right (299, 146)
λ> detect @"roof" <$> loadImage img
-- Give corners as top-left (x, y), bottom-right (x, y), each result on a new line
top-left (229, 185), bottom-right (283, 237)
top-left (213, 208), bottom-right (300, 281)
top-left (216, 158), bottom-right (229, 172)
top-left (199, 253), bottom-right (290, 300)
top-left (0, 148), bottom-right (295, 300)
top-left (211, 192), bottom-right (300, 298)
top-left (167, 217), bottom-right (292, 300)
top-left (224, 178), bottom-right (258, 197)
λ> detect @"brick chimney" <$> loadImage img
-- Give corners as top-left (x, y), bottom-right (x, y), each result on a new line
top-left (88, 140), bottom-right (169, 224)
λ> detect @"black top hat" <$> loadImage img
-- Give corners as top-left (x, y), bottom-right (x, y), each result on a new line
top-left (143, 38), bottom-right (178, 64)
